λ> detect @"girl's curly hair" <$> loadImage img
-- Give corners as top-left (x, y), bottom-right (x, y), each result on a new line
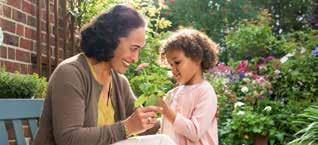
top-left (160, 28), bottom-right (219, 71)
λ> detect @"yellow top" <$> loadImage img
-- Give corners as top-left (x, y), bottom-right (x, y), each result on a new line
top-left (85, 56), bottom-right (115, 126)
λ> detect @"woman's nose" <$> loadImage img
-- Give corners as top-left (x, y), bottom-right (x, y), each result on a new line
top-left (130, 52), bottom-right (139, 63)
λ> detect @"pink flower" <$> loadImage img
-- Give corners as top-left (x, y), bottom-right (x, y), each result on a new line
top-left (236, 60), bottom-right (249, 73)
top-left (136, 63), bottom-right (149, 71)
top-left (265, 56), bottom-right (274, 61)
top-left (209, 63), bottom-right (232, 73)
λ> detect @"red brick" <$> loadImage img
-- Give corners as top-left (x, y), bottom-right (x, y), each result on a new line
top-left (41, 21), bottom-right (46, 32)
top-left (40, 0), bottom-right (46, 9)
top-left (24, 27), bottom-right (36, 39)
top-left (27, 15), bottom-right (36, 27)
top-left (16, 50), bottom-right (31, 62)
top-left (7, 47), bottom-right (16, 60)
top-left (3, 33), bottom-right (20, 47)
top-left (16, 24), bottom-right (24, 36)
top-left (20, 38), bottom-right (32, 50)
top-left (1, 46), bottom-right (7, 58)
top-left (1, 18), bottom-right (16, 33)
top-left (3, 5), bottom-right (12, 18)
top-left (7, 0), bottom-right (22, 9)
top-left (0, 4), bottom-right (2, 16)
top-left (4, 61), bottom-right (16, 72)
top-left (12, 9), bottom-right (27, 24)
top-left (21, 64), bottom-right (29, 73)
top-left (22, 0), bottom-right (35, 15)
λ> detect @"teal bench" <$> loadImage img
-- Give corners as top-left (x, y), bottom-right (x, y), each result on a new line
top-left (0, 99), bottom-right (44, 145)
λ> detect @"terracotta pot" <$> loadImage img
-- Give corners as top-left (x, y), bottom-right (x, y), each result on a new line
top-left (253, 135), bottom-right (268, 145)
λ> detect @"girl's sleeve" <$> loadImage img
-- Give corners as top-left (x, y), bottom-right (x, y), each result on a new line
top-left (172, 86), bottom-right (217, 142)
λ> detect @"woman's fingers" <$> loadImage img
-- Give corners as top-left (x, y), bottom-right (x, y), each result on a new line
top-left (141, 106), bottom-right (162, 113)
top-left (141, 111), bottom-right (156, 118)
top-left (125, 106), bottom-right (162, 135)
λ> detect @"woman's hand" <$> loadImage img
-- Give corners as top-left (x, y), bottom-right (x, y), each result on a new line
top-left (157, 97), bottom-right (176, 124)
top-left (122, 106), bottom-right (161, 136)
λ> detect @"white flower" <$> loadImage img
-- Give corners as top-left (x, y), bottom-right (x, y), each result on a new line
top-left (241, 86), bottom-right (249, 93)
top-left (237, 111), bottom-right (245, 115)
top-left (300, 47), bottom-right (306, 54)
top-left (280, 52), bottom-right (295, 63)
top-left (263, 106), bottom-right (272, 112)
top-left (234, 102), bottom-right (244, 109)
top-left (274, 70), bottom-right (280, 75)
top-left (280, 56), bottom-right (289, 63)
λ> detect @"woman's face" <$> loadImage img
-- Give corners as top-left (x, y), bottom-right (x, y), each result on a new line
top-left (110, 27), bottom-right (145, 74)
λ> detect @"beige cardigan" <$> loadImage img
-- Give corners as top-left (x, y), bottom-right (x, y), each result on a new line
top-left (33, 53), bottom-right (140, 145)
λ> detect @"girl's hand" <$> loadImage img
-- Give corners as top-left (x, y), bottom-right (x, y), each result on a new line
top-left (157, 96), bottom-right (176, 123)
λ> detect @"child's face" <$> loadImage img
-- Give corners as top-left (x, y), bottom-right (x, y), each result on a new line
top-left (166, 49), bottom-right (202, 85)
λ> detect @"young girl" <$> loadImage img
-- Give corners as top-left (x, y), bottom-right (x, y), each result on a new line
top-left (158, 28), bottom-right (219, 145)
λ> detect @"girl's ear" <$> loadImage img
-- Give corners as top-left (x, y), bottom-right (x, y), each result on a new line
top-left (193, 58), bottom-right (202, 65)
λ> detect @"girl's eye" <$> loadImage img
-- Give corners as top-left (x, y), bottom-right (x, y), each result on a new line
top-left (175, 61), bottom-right (180, 65)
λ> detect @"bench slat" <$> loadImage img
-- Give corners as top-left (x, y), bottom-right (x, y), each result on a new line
top-left (13, 120), bottom-right (27, 145)
top-left (0, 99), bottom-right (44, 120)
top-left (28, 119), bottom-right (38, 139)
top-left (0, 120), bottom-right (9, 145)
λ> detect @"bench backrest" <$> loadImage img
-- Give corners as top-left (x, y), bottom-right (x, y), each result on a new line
top-left (0, 99), bottom-right (44, 145)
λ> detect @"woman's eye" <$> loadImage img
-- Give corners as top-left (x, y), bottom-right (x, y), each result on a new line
top-left (175, 61), bottom-right (180, 65)
top-left (131, 47), bottom-right (138, 51)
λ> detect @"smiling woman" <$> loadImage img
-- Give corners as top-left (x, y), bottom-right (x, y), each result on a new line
top-left (32, 4), bottom-right (171, 145)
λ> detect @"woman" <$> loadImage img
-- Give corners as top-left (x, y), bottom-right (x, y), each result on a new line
top-left (33, 4), bottom-right (174, 145)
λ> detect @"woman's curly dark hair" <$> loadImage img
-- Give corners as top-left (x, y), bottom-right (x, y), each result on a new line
top-left (81, 5), bottom-right (146, 62)
top-left (160, 28), bottom-right (219, 71)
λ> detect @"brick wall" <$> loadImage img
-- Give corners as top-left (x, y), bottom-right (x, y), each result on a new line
top-left (0, 0), bottom-right (66, 74)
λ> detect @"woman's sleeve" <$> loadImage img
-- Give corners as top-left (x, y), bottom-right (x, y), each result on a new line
top-left (51, 65), bottom-right (126, 145)
top-left (172, 87), bottom-right (217, 142)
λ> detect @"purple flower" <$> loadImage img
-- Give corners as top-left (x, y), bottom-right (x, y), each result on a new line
top-left (265, 56), bottom-right (274, 61)
top-left (312, 46), bottom-right (318, 57)
top-left (239, 72), bottom-right (245, 79)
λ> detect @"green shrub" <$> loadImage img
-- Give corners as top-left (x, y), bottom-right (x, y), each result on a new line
top-left (0, 68), bottom-right (47, 98)
top-left (225, 23), bottom-right (278, 60)
top-left (278, 30), bottom-right (318, 57)
top-left (272, 56), bottom-right (318, 102)
top-left (164, 0), bottom-right (260, 42)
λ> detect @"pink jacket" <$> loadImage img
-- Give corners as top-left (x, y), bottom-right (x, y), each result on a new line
top-left (161, 81), bottom-right (218, 145)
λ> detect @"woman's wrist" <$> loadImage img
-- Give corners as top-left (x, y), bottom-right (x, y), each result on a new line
top-left (121, 120), bottom-right (133, 137)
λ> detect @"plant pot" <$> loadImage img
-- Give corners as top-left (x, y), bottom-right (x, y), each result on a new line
top-left (253, 135), bottom-right (268, 145)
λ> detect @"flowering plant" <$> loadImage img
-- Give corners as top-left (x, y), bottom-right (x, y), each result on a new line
top-left (207, 58), bottom-right (278, 144)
